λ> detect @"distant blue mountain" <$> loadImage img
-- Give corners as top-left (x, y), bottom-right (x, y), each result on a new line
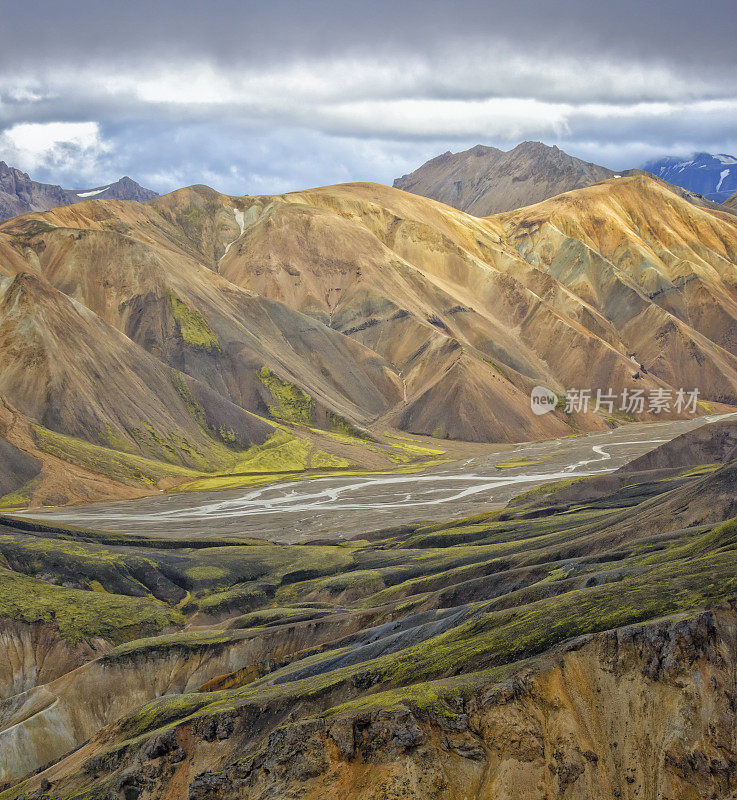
top-left (642, 152), bottom-right (737, 203)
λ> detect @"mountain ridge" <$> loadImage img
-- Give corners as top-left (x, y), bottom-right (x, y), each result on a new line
top-left (394, 142), bottom-right (735, 217)
top-left (0, 161), bottom-right (158, 222)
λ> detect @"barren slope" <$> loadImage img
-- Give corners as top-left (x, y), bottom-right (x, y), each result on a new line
top-left (498, 175), bottom-right (737, 400)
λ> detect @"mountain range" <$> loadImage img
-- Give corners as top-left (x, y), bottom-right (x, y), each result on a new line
top-left (3, 143), bottom-right (733, 229)
top-left (642, 152), bottom-right (737, 202)
top-left (0, 162), bottom-right (157, 222)
top-left (394, 142), bottom-right (737, 215)
top-left (1, 166), bottom-right (737, 508)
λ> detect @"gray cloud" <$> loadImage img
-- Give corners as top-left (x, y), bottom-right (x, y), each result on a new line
top-left (1, 0), bottom-right (735, 193)
top-left (3, 1), bottom-right (736, 70)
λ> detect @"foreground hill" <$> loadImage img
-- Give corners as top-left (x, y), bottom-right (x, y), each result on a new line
top-left (0, 162), bottom-right (157, 222)
top-left (393, 141), bottom-right (615, 215)
top-left (2, 418), bottom-right (737, 798)
top-left (0, 174), bottom-right (736, 506)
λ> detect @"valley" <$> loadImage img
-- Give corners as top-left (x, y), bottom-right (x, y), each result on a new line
top-left (24, 416), bottom-right (724, 542)
top-left (2, 172), bottom-right (737, 512)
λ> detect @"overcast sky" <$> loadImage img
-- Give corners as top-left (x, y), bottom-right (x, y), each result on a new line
top-left (1, 0), bottom-right (735, 194)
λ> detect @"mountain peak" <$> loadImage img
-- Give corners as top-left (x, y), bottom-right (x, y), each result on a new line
top-left (69, 176), bottom-right (158, 203)
top-left (394, 141), bottom-right (613, 215)
top-left (514, 140), bottom-right (557, 153)
top-left (467, 144), bottom-right (502, 157)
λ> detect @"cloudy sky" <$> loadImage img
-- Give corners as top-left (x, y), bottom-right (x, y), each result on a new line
top-left (1, 0), bottom-right (735, 194)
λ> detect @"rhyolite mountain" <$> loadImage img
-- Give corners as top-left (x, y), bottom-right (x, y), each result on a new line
top-left (726, 189), bottom-right (737, 212)
top-left (642, 152), bottom-right (737, 203)
top-left (393, 141), bottom-right (616, 215)
top-left (0, 161), bottom-right (157, 221)
top-left (1, 173), bottom-right (737, 507)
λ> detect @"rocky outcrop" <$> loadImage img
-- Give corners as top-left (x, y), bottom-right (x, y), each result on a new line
top-left (182, 611), bottom-right (737, 800)
top-left (0, 163), bottom-right (71, 222)
top-left (0, 607), bottom-right (385, 783)
top-left (0, 620), bottom-right (108, 700)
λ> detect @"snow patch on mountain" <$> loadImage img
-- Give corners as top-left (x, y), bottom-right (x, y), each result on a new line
top-left (75, 187), bottom-right (110, 198)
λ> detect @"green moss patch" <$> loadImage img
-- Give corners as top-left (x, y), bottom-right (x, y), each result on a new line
top-left (103, 628), bottom-right (247, 662)
top-left (495, 457), bottom-right (548, 469)
top-left (32, 425), bottom-right (200, 486)
top-left (0, 569), bottom-right (178, 644)
top-left (0, 478), bottom-right (38, 510)
top-left (167, 289), bottom-right (220, 352)
top-left (310, 449), bottom-right (351, 469)
top-left (330, 414), bottom-right (375, 441)
top-left (258, 366), bottom-right (313, 424)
